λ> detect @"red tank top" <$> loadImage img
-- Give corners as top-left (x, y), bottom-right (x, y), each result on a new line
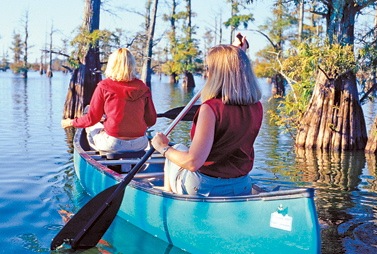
top-left (190, 98), bottom-right (263, 178)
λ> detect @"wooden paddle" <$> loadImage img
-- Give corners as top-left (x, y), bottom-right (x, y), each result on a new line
top-left (51, 90), bottom-right (202, 250)
top-left (157, 104), bottom-right (200, 121)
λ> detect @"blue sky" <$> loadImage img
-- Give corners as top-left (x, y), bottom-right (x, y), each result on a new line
top-left (0, 0), bottom-right (272, 62)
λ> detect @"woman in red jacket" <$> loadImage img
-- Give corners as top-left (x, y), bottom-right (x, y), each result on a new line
top-left (62, 48), bottom-right (157, 153)
top-left (151, 34), bottom-right (262, 196)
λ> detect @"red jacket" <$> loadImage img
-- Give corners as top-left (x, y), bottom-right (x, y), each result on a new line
top-left (73, 78), bottom-right (157, 138)
top-left (191, 98), bottom-right (263, 178)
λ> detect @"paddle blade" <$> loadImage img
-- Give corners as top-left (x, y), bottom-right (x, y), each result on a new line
top-left (157, 105), bottom-right (200, 121)
top-left (51, 183), bottom-right (124, 250)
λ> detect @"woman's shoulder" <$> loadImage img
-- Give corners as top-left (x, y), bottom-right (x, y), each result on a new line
top-left (203, 98), bottom-right (222, 106)
top-left (97, 78), bottom-right (114, 87)
top-left (129, 78), bottom-right (146, 85)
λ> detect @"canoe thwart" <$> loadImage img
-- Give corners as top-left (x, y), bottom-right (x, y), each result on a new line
top-left (97, 158), bottom-right (165, 165)
top-left (99, 150), bottom-right (147, 160)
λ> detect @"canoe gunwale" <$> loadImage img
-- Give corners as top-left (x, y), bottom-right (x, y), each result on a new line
top-left (133, 183), bottom-right (315, 202)
top-left (74, 127), bottom-right (315, 203)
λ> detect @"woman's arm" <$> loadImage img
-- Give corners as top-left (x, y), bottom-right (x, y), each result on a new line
top-left (233, 32), bottom-right (248, 52)
top-left (61, 87), bottom-right (105, 129)
top-left (144, 93), bottom-right (157, 127)
top-left (152, 103), bottom-right (216, 172)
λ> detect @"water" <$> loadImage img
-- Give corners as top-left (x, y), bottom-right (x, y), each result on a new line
top-left (0, 71), bottom-right (376, 254)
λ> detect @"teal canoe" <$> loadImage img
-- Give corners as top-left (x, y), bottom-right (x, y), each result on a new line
top-left (73, 127), bottom-right (321, 253)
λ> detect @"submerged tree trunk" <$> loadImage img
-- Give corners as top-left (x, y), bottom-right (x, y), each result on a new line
top-left (62, 0), bottom-right (102, 119)
top-left (271, 73), bottom-right (285, 96)
top-left (183, 71), bottom-right (195, 87)
top-left (39, 52), bottom-right (44, 75)
top-left (167, 0), bottom-right (178, 84)
top-left (169, 73), bottom-right (178, 84)
top-left (46, 24), bottom-right (54, 78)
top-left (22, 11), bottom-right (29, 79)
top-left (295, 71), bottom-right (367, 151)
top-left (182, 0), bottom-right (195, 87)
top-left (63, 67), bottom-right (85, 119)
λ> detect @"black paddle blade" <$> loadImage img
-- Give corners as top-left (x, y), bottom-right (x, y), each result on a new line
top-left (157, 105), bottom-right (200, 121)
top-left (51, 183), bottom-right (124, 250)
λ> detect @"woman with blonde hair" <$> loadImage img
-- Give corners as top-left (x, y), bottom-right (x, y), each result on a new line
top-left (62, 48), bottom-right (157, 153)
top-left (151, 34), bottom-right (263, 196)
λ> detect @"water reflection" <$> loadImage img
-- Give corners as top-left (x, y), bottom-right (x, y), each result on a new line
top-left (253, 95), bottom-right (296, 180)
top-left (12, 77), bottom-right (30, 148)
top-left (365, 153), bottom-right (377, 191)
top-left (295, 149), bottom-right (364, 190)
top-left (295, 149), bottom-right (377, 254)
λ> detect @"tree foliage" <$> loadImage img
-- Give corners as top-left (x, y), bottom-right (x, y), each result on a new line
top-left (70, 28), bottom-right (113, 68)
top-left (268, 40), bottom-right (356, 136)
top-left (224, 0), bottom-right (254, 42)
top-left (161, 0), bottom-right (200, 79)
top-left (9, 32), bottom-right (26, 73)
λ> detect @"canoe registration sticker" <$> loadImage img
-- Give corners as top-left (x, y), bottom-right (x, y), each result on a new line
top-left (269, 212), bottom-right (293, 231)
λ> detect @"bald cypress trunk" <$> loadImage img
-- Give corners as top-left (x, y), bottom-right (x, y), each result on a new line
top-left (62, 0), bottom-right (102, 119)
top-left (295, 0), bottom-right (371, 151)
top-left (183, 71), bottom-right (195, 87)
top-left (295, 71), bottom-right (367, 151)
top-left (169, 73), bottom-right (178, 84)
top-left (271, 73), bottom-right (285, 96)
top-left (182, 0), bottom-right (195, 87)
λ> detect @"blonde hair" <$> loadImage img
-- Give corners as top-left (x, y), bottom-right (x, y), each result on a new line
top-left (201, 45), bottom-right (261, 105)
top-left (105, 48), bottom-right (137, 81)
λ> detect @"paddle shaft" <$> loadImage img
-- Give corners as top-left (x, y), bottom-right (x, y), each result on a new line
top-left (163, 91), bottom-right (201, 135)
top-left (69, 89), bottom-right (202, 249)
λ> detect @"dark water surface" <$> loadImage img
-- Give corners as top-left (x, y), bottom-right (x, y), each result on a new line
top-left (0, 71), bottom-right (376, 253)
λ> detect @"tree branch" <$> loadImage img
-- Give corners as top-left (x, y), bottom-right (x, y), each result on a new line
top-left (360, 82), bottom-right (377, 103)
top-left (246, 29), bottom-right (278, 50)
top-left (318, 65), bottom-right (332, 81)
top-left (41, 49), bottom-right (70, 58)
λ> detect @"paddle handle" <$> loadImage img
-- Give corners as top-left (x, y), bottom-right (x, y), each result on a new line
top-left (163, 90), bottom-right (201, 136)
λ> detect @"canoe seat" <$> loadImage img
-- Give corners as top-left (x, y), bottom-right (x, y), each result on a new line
top-left (100, 150), bottom-right (146, 160)
top-left (89, 150), bottom-right (146, 173)
top-left (251, 184), bottom-right (281, 194)
top-left (251, 184), bottom-right (267, 194)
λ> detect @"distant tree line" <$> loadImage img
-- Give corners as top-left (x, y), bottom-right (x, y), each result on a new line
top-left (0, 0), bottom-right (255, 82)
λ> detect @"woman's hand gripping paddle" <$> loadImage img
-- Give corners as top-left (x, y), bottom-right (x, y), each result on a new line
top-left (51, 90), bottom-right (202, 250)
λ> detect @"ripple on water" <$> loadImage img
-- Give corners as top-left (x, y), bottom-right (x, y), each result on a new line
top-left (13, 233), bottom-right (50, 253)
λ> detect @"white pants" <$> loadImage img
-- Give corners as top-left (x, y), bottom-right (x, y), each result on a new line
top-left (86, 123), bottom-right (148, 153)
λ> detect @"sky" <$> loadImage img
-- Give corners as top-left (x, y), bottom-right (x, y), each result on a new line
top-left (0, 0), bottom-right (273, 62)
